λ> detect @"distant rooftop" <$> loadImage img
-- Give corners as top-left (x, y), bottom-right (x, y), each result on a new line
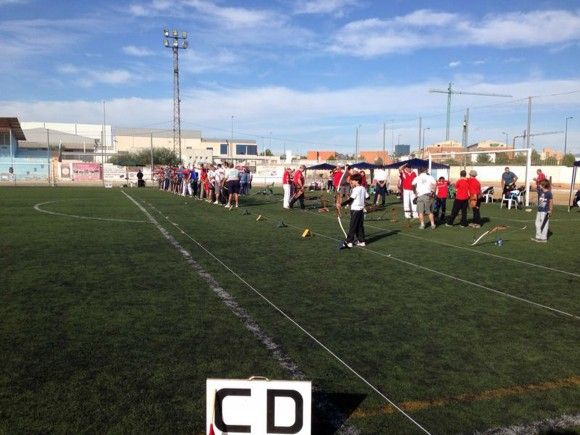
top-left (116, 127), bottom-right (201, 139)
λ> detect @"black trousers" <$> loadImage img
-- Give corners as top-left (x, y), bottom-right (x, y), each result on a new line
top-left (448, 199), bottom-right (468, 226)
top-left (289, 192), bottom-right (305, 209)
top-left (374, 183), bottom-right (387, 206)
top-left (346, 209), bottom-right (365, 243)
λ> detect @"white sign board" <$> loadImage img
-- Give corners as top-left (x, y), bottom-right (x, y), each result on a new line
top-left (206, 378), bottom-right (311, 435)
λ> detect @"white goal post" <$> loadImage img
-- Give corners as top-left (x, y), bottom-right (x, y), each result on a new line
top-left (427, 148), bottom-right (532, 207)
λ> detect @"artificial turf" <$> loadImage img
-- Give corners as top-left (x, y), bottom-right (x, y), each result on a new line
top-left (0, 186), bottom-right (578, 434)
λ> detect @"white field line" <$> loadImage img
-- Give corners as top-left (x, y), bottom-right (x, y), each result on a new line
top-left (306, 209), bottom-right (580, 279)
top-left (253, 209), bottom-right (578, 321)
top-left (134, 194), bottom-right (432, 435)
top-left (124, 193), bottom-right (360, 435)
top-left (33, 200), bottom-right (148, 224)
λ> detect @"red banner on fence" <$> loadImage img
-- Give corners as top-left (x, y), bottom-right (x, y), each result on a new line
top-left (72, 163), bottom-right (101, 181)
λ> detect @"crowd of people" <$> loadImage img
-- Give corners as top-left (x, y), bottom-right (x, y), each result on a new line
top-left (155, 161), bottom-right (556, 247)
top-left (155, 163), bottom-right (253, 209)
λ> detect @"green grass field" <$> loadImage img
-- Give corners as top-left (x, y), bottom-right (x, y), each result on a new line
top-left (1, 186), bottom-right (579, 434)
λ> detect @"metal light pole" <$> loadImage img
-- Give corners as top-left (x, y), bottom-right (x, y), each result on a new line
top-left (355, 124), bottom-right (361, 159)
top-left (422, 127), bottom-right (430, 154)
top-left (502, 131), bottom-right (509, 147)
top-left (163, 28), bottom-right (188, 163)
top-left (564, 116), bottom-right (573, 155)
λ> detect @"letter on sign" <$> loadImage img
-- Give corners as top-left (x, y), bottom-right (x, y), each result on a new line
top-left (206, 379), bottom-right (311, 435)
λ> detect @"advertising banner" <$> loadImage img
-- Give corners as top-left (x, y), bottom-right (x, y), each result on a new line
top-left (72, 162), bottom-right (101, 181)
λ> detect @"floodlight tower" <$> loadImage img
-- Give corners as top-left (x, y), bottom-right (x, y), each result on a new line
top-left (163, 28), bottom-right (188, 163)
top-left (429, 82), bottom-right (512, 141)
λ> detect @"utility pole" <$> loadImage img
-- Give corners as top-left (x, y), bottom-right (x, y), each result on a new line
top-left (417, 117), bottom-right (422, 155)
top-left (382, 122), bottom-right (386, 156)
top-left (429, 82), bottom-right (511, 141)
top-left (526, 97), bottom-right (532, 149)
top-left (355, 125), bottom-right (360, 159)
top-left (502, 131), bottom-right (509, 147)
top-left (564, 116), bottom-right (573, 155)
top-left (150, 133), bottom-right (154, 182)
top-left (461, 108), bottom-right (470, 148)
top-left (163, 28), bottom-right (188, 163)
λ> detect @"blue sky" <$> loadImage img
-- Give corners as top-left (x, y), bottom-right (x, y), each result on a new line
top-left (1, 0), bottom-right (579, 155)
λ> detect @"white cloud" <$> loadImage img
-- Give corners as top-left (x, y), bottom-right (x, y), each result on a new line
top-left (449, 61), bottom-right (461, 68)
top-left (0, 0), bottom-right (29, 5)
top-left (123, 45), bottom-right (154, 57)
top-left (294, 0), bottom-right (359, 16)
top-left (331, 9), bottom-right (580, 57)
top-left (58, 64), bottom-right (134, 87)
top-left (3, 78), bottom-right (579, 151)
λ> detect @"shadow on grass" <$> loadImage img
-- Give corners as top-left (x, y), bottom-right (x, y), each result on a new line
top-left (312, 390), bottom-right (367, 434)
top-left (367, 230), bottom-right (400, 243)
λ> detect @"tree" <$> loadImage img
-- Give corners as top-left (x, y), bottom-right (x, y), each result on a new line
top-left (108, 148), bottom-right (179, 166)
top-left (476, 153), bottom-right (492, 165)
top-left (561, 153), bottom-right (576, 167)
top-left (495, 153), bottom-right (510, 165)
top-left (543, 156), bottom-right (558, 166)
top-left (259, 148), bottom-right (273, 156)
top-left (327, 155), bottom-right (336, 161)
top-left (531, 149), bottom-right (541, 165)
top-left (511, 153), bottom-right (527, 165)
top-left (374, 157), bottom-right (384, 165)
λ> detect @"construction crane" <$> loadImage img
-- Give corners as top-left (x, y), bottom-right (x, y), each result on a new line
top-left (429, 82), bottom-right (512, 141)
top-left (512, 130), bottom-right (564, 148)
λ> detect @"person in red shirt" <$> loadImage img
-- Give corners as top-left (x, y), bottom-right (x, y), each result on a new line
top-left (289, 165), bottom-right (306, 209)
top-left (360, 170), bottom-right (367, 189)
top-left (467, 170), bottom-right (483, 228)
top-left (434, 176), bottom-right (449, 223)
top-left (399, 163), bottom-right (417, 218)
top-left (446, 170), bottom-right (469, 227)
top-left (282, 167), bottom-right (292, 209)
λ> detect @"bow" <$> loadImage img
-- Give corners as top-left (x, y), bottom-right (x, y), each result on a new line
top-left (335, 168), bottom-right (348, 238)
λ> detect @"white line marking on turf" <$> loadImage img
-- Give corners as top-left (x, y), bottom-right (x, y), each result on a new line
top-left (307, 209), bottom-right (580, 278)
top-left (131, 193), bottom-right (431, 435)
top-left (33, 200), bottom-right (148, 224)
top-left (275, 211), bottom-right (579, 321)
top-left (124, 193), bottom-right (362, 435)
top-left (393, 230), bottom-right (580, 279)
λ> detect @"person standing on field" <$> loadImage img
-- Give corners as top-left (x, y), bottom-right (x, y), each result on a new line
top-left (532, 179), bottom-right (553, 243)
top-left (399, 163), bottom-right (417, 219)
top-left (412, 167), bottom-right (436, 229)
top-left (224, 162), bottom-right (241, 209)
top-left (338, 172), bottom-right (369, 248)
top-left (289, 165), bottom-right (306, 210)
top-left (467, 170), bottom-right (483, 228)
top-left (282, 167), bottom-right (292, 209)
top-left (446, 170), bottom-right (469, 227)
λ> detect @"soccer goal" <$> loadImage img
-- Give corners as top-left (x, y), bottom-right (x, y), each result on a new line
top-left (427, 148), bottom-right (533, 207)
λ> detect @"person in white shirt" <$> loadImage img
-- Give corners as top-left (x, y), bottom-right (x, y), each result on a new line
top-left (213, 164), bottom-right (225, 205)
top-left (412, 167), bottom-right (436, 229)
top-left (338, 173), bottom-right (369, 249)
top-left (224, 162), bottom-right (241, 208)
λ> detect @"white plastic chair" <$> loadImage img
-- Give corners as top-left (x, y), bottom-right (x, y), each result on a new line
top-left (481, 186), bottom-right (494, 203)
top-left (500, 190), bottom-right (520, 210)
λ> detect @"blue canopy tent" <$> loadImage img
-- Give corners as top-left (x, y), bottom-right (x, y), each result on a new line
top-left (568, 160), bottom-right (580, 211)
top-left (383, 158), bottom-right (449, 170)
top-left (306, 163), bottom-right (336, 170)
top-left (350, 161), bottom-right (379, 170)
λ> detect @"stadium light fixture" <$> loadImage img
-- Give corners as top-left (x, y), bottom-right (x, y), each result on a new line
top-left (163, 28), bottom-right (189, 163)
